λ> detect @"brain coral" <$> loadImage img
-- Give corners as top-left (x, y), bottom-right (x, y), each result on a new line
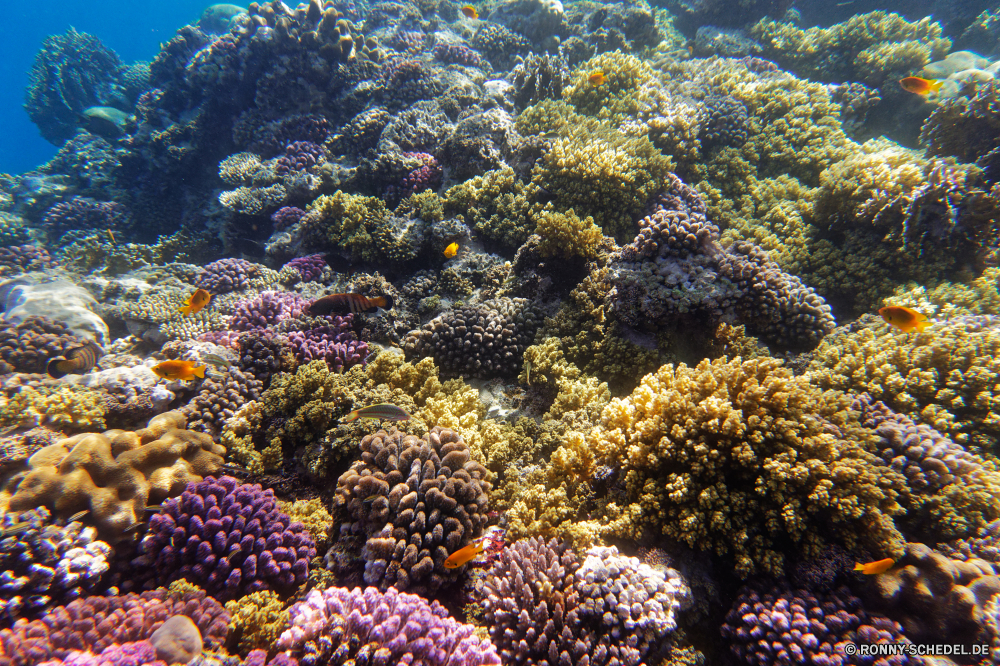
top-left (1, 411), bottom-right (225, 538)
top-left (333, 427), bottom-right (491, 594)
top-left (275, 585), bottom-right (500, 666)
top-left (481, 537), bottom-right (691, 666)
top-left (132, 476), bottom-right (316, 600)
top-left (548, 356), bottom-right (908, 577)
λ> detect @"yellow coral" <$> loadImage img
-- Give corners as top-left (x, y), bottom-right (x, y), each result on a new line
top-left (278, 498), bottom-right (332, 551)
top-left (0, 386), bottom-right (105, 432)
top-left (225, 590), bottom-right (290, 653)
top-left (565, 51), bottom-right (660, 123)
top-left (533, 207), bottom-right (607, 261)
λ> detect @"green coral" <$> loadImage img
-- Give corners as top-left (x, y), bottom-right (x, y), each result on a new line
top-left (224, 590), bottom-right (290, 654)
top-left (309, 191), bottom-right (417, 264)
top-left (564, 51), bottom-right (660, 123)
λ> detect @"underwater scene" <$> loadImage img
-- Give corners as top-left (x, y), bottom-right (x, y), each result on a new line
top-left (4, 0), bottom-right (1000, 664)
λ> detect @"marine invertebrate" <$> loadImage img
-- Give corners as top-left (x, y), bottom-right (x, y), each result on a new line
top-left (920, 80), bottom-right (1000, 182)
top-left (533, 207), bottom-right (605, 261)
top-left (183, 367), bottom-right (264, 438)
top-left (0, 317), bottom-right (90, 375)
top-left (481, 538), bottom-right (691, 666)
top-left (0, 386), bottom-right (105, 433)
top-left (283, 255), bottom-right (326, 283)
top-left (403, 297), bottom-right (540, 379)
top-left (333, 427), bottom-right (491, 594)
top-left (283, 315), bottom-right (369, 373)
top-left (231, 291), bottom-right (310, 332)
top-left (271, 206), bottom-right (308, 231)
top-left (0, 246), bottom-right (56, 276)
top-left (0, 508), bottom-right (110, 623)
top-left (40, 198), bottom-right (130, 244)
top-left (275, 585), bottom-right (500, 665)
top-left (196, 258), bottom-right (265, 294)
top-left (225, 590), bottom-right (290, 655)
top-left (2, 411), bottom-right (225, 538)
top-left (132, 475), bottom-right (316, 600)
top-left (509, 52), bottom-right (569, 111)
top-left (722, 582), bottom-right (912, 666)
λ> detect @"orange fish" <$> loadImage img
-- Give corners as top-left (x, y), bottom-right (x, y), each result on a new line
top-left (854, 558), bottom-right (895, 575)
top-left (461, 5), bottom-right (478, 19)
top-left (443, 242), bottom-right (459, 258)
top-left (308, 293), bottom-right (393, 316)
top-left (879, 305), bottom-right (930, 333)
top-left (444, 541), bottom-right (484, 569)
top-left (900, 76), bottom-right (943, 95)
top-left (151, 360), bottom-right (206, 381)
top-left (588, 70), bottom-right (606, 86)
top-left (179, 288), bottom-right (212, 316)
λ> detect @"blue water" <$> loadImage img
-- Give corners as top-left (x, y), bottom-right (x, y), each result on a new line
top-left (0, 1), bottom-right (215, 176)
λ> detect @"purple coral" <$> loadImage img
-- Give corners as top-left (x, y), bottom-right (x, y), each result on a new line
top-left (432, 43), bottom-right (482, 66)
top-left (271, 206), bottom-right (307, 230)
top-left (285, 314), bottom-right (368, 372)
top-left (274, 141), bottom-right (325, 177)
top-left (131, 476), bottom-right (316, 600)
top-left (283, 254), bottom-right (326, 282)
top-left (398, 152), bottom-right (442, 196)
top-left (41, 197), bottom-right (129, 240)
top-left (275, 586), bottom-right (500, 666)
top-left (38, 641), bottom-right (165, 666)
top-left (196, 258), bottom-right (260, 294)
top-left (231, 291), bottom-right (311, 331)
top-left (721, 583), bottom-right (913, 666)
top-left (0, 245), bottom-right (56, 274)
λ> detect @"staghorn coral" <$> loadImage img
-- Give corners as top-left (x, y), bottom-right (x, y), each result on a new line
top-left (0, 586), bottom-right (228, 666)
top-left (333, 427), bottom-right (491, 594)
top-left (131, 476), bottom-right (316, 600)
top-left (481, 537), bottom-right (691, 666)
top-left (0, 411), bottom-right (225, 539)
top-left (275, 585), bottom-right (500, 666)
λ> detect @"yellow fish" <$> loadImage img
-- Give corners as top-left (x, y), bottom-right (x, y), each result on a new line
top-left (179, 288), bottom-right (212, 316)
top-left (151, 360), bottom-right (206, 381)
top-left (444, 242), bottom-right (459, 258)
top-left (444, 541), bottom-right (484, 568)
top-left (854, 558), bottom-right (894, 575)
top-left (879, 306), bottom-right (929, 333)
top-left (899, 76), bottom-right (943, 95)
top-left (588, 70), bottom-right (606, 86)
top-left (460, 5), bottom-right (478, 19)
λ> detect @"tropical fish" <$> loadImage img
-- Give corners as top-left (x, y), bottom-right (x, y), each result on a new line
top-left (151, 360), bottom-right (206, 381)
top-left (342, 403), bottom-right (412, 423)
top-left (854, 558), bottom-right (894, 575)
top-left (144, 505), bottom-right (163, 512)
top-left (179, 288), bottom-right (212, 316)
top-left (588, 70), bottom-right (606, 86)
top-left (444, 242), bottom-right (459, 258)
top-left (47, 341), bottom-right (103, 379)
top-left (445, 541), bottom-right (485, 568)
top-left (308, 293), bottom-right (394, 316)
top-left (220, 463), bottom-right (250, 476)
top-left (899, 76), bottom-right (943, 95)
top-left (67, 510), bottom-right (90, 523)
top-left (201, 353), bottom-right (231, 370)
top-left (0, 522), bottom-right (31, 538)
top-left (460, 5), bottom-right (478, 19)
top-left (879, 306), bottom-right (930, 333)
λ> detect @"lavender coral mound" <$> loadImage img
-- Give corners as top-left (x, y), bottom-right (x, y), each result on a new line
top-left (721, 583), bottom-right (913, 666)
top-left (481, 538), bottom-right (691, 666)
top-left (275, 586), bottom-right (500, 666)
top-left (284, 315), bottom-right (368, 373)
top-left (0, 587), bottom-right (229, 666)
top-left (196, 258), bottom-right (261, 294)
top-left (132, 476), bottom-right (316, 600)
top-left (609, 174), bottom-right (835, 350)
top-left (38, 641), bottom-right (165, 666)
top-left (0, 508), bottom-right (111, 623)
top-left (0, 246), bottom-right (56, 275)
top-left (334, 428), bottom-right (491, 594)
top-left (231, 292), bottom-right (310, 331)
top-left (271, 207), bottom-right (308, 231)
top-left (283, 255), bottom-right (326, 283)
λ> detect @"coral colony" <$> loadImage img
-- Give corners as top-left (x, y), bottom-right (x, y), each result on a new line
top-left (3, 0), bottom-right (1000, 664)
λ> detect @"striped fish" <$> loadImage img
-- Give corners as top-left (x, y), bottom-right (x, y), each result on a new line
top-left (47, 341), bottom-right (103, 379)
top-left (308, 293), bottom-right (393, 316)
top-left (342, 403), bottom-right (411, 423)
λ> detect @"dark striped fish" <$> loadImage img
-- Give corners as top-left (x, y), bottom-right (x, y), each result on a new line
top-left (308, 293), bottom-right (393, 316)
top-left (342, 403), bottom-right (411, 423)
top-left (67, 510), bottom-right (89, 523)
top-left (47, 341), bottom-right (103, 379)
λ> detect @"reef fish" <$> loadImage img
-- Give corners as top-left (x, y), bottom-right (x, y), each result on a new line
top-left (879, 305), bottom-right (930, 333)
top-left (899, 76), bottom-right (942, 95)
top-left (80, 106), bottom-right (132, 139)
top-left (179, 288), bottom-right (212, 316)
top-left (444, 541), bottom-right (484, 568)
top-left (461, 5), bottom-right (478, 18)
top-left (342, 403), bottom-right (412, 423)
top-left (151, 360), bottom-right (206, 381)
top-left (854, 558), bottom-right (894, 575)
top-left (308, 293), bottom-right (393, 316)
top-left (444, 242), bottom-right (459, 258)
top-left (0, 522), bottom-right (31, 538)
top-left (588, 70), bottom-right (606, 86)
top-left (47, 341), bottom-right (103, 379)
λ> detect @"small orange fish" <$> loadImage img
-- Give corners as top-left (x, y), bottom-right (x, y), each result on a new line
top-left (444, 242), bottom-right (459, 258)
top-left (900, 76), bottom-right (943, 95)
top-left (879, 305), bottom-right (930, 333)
top-left (179, 288), bottom-right (212, 316)
top-left (854, 558), bottom-right (895, 575)
top-left (461, 5), bottom-right (478, 19)
top-left (588, 70), bottom-right (606, 86)
top-left (444, 541), bottom-right (484, 568)
top-left (151, 360), bottom-right (206, 381)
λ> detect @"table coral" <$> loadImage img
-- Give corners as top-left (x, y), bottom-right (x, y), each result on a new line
top-left (275, 585), bottom-right (500, 666)
top-left (333, 427), bottom-right (491, 594)
top-left (1, 411), bottom-right (226, 539)
top-left (131, 475), bottom-right (316, 600)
